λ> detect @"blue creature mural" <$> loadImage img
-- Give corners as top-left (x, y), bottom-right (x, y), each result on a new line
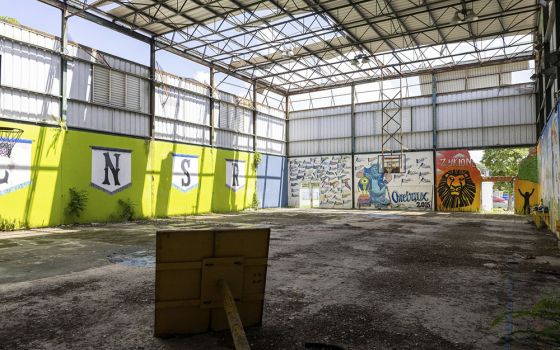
top-left (358, 164), bottom-right (390, 207)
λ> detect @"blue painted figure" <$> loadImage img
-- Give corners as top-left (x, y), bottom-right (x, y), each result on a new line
top-left (362, 164), bottom-right (390, 207)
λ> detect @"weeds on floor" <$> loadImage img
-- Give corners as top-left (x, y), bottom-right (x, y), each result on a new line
top-left (66, 187), bottom-right (88, 220)
top-left (0, 216), bottom-right (16, 231)
top-left (118, 199), bottom-right (136, 221)
top-left (251, 192), bottom-right (259, 210)
top-left (493, 295), bottom-right (560, 346)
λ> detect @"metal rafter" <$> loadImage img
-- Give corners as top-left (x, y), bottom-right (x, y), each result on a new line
top-left (39, 0), bottom-right (539, 96)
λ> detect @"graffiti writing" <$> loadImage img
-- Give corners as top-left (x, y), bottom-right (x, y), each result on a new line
top-left (391, 191), bottom-right (429, 203)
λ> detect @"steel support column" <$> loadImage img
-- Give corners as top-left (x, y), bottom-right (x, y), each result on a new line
top-left (350, 84), bottom-right (356, 209)
top-left (60, 5), bottom-right (68, 123)
top-left (149, 38), bottom-right (156, 139)
top-left (431, 74), bottom-right (438, 212)
top-left (209, 67), bottom-right (215, 146)
top-left (252, 82), bottom-right (257, 152)
top-left (285, 96), bottom-right (289, 157)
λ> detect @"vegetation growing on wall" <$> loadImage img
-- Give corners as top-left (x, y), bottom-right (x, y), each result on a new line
top-left (66, 187), bottom-right (88, 221)
top-left (118, 199), bottom-right (136, 221)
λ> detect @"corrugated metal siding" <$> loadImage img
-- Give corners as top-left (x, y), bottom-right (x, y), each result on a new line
top-left (0, 39), bottom-right (60, 95)
top-left (290, 85), bottom-right (535, 155)
top-left (0, 87), bottom-right (60, 123)
top-left (154, 117), bottom-right (210, 145)
top-left (155, 87), bottom-right (209, 125)
top-left (0, 22), bottom-right (287, 153)
top-left (214, 129), bottom-right (253, 151)
top-left (0, 21), bottom-right (59, 51)
top-left (67, 60), bottom-right (91, 101)
top-left (67, 101), bottom-right (150, 137)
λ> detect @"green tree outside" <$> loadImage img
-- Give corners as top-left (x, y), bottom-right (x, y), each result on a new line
top-left (481, 148), bottom-right (529, 195)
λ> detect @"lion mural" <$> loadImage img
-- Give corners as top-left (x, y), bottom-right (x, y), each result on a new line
top-left (437, 169), bottom-right (476, 208)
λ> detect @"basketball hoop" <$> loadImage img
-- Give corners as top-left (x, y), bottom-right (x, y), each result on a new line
top-left (382, 154), bottom-right (403, 174)
top-left (0, 127), bottom-right (23, 158)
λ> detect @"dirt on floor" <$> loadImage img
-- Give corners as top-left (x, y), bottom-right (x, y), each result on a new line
top-left (1, 209), bottom-right (559, 350)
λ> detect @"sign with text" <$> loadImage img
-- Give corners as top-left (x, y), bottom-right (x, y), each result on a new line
top-left (91, 146), bottom-right (132, 194)
top-left (0, 139), bottom-right (32, 196)
top-left (225, 159), bottom-right (246, 192)
top-left (172, 154), bottom-right (199, 192)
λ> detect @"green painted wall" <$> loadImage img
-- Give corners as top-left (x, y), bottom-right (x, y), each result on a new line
top-left (0, 120), bottom-right (256, 229)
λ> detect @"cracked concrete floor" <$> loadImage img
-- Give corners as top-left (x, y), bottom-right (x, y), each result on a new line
top-left (1, 209), bottom-right (559, 349)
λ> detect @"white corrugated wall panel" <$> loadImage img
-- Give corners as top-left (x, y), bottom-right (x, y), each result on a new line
top-left (67, 101), bottom-right (149, 137)
top-left (155, 87), bottom-right (209, 125)
top-left (0, 88), bottom-right (59, 123)
top-left (214, 129), bottom-right (253, 151)
top-left (0, 39), bottom-right (60, 95)
top-left (355, 135), bottom-right (382, 153)
top-left (216, 102), bottom-right (253, 134)
top-left (412, 106), bottom-right (432, 132)
top-left (437, 101), bottom-right (483, 130)
top-left (404, 132), bottom-right (432, 150)
top-left (355, 111), bottom-right (375, 136)
top-left (256, 138), bottom-right (285, 155)
top-left (154, 117), bottom-right (210, 145)
top-left (0, 22), bottom-right (59, 50)
top-left (256, 113), bottom-right (285, 141)
top-left (67, 60), bottom-right (91, 101)
top-left (438, 129), bottom-right (483, 148)
top-left (482, 125), bottom-right (535, 147)
top-left (482, 95), bottom-right (534, 127)
top-left (288, 138), bottom-right (351, 156)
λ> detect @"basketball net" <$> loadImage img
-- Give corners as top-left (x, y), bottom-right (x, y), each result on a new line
top-left (0, 127), bottom-right (23, 158)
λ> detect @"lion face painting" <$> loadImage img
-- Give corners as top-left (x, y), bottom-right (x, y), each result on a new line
top-left (438, 169), bottom-right (476, 208)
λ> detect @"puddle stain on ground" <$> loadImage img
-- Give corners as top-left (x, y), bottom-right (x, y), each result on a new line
top-left (107, 250), bottom-right (155, 268)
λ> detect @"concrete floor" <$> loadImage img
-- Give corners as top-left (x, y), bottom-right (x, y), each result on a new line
top-left (1, 209), bottom-right (559, 350)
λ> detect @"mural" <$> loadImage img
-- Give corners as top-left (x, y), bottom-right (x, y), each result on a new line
top-left (171, 154), bottom-right (199, 192)
top-left (91, 146), bottom-right (132, 194)
top-left (225, 159), bottom-right (246, 192)
top-left (0, 139), bottom-right (32, 196)
top-left (514, 147), bottom-right (540, 215)
top-left (354, 151), bottom-right (434, 210)
top-left (288, 155), bottom-right (352, 208)
top-left (539, 110), bottom-right (560, 233)
top-left (436, 150), bottom-right (481, 212)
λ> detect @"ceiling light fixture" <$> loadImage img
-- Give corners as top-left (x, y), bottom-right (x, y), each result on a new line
top-left (450, 9), bottom-right (479, 24)
top-left (351, 53), bottom-right (370, 67)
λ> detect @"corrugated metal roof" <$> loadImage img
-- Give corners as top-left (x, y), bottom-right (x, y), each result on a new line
top-left (42, 0), bottom-right (539, 95)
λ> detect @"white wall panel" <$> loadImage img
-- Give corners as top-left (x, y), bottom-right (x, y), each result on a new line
top-left (214, 129), bottom-right (253, 151)
top-left (155, 87), bottom-right (209, 126)
top-left (67, 101), bottom-right (149, 137)
top-left (412, 106), bottom-right (433, 132)
top-left (154, 117), bottom-right (210, 145)
top-left (67, 60), bottom-right (91, 101)
top-left (0, 88), bottom-right (59, 123)
top-left (0, 22), bottom-right (59, 51)
top-left (1, 40), bottom-right (60, 95)
top-left (256, 113), bottom-right (285, 141)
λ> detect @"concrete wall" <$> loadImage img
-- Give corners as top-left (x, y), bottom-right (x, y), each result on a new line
top-left (0, 120), bottom-right (261, 228)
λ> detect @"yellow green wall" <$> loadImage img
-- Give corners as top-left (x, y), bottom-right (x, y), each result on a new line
top-left (0, 120), bottom-right (256, 228)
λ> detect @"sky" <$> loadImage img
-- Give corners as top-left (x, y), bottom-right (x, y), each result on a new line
top-left (0, 0), bottom-right (212, 82)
